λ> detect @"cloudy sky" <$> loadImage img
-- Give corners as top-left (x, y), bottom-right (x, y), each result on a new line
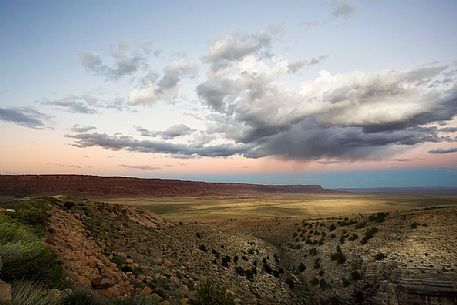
top-left (1, 0), bottom-right (457, 187)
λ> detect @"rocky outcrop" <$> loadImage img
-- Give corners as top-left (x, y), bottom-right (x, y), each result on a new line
top-left (0, 174), bottom-right (335, 197)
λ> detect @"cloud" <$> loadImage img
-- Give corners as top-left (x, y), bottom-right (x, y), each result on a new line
top-left (287, 55), bottom-right (329, 73)
top-left (136, 124), bottom-right (195, 139)
top-left (428, 147), bottom-right (457, 154)
top-left (40, 95), bottom-right (130, 113)
top-left (203, 29), bottom-right (274, 71)
top-left (71, 124), bottom-right (96, 133)
top-left (439, 127), bottom-right (457, 133)
top-left (66, 132), bottom-right (251, 158)
top-left (119, 164), bottom-right (162, 170)
top-left (0, 107), bottom-right (51, 129)
top-left (80, 42), bottom-right (148, 81)
top-left (331, 0), bottom-right (356, 18)
top-left (129, 59), bottom-right (198, 105)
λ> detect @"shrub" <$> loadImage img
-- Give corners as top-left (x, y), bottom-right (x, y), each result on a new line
top-left (374, 252), bottom-right (386, 261)
top-left (330, 245), bottom-right (346, 264)
top-left (369, 212), bottom-right (388, 223)
top-left (410, 222), bottom-right (418, 229)
top-left (310, 278), bottom-right (319, 286)
top-left (0, 215), bottom-right (61, 285)
top-left (298, 262), bottom-right (306, 272)
top-left (361, 227), bottom-right (378, 244)
top-left (9, 282), bottom-right (60, 305)
top-left (189, 280), bottom-right (235, 305)
top-left (319, 278), bottom-right (329, 290)
top-left (199, 244), bottom-right (208, 252)
top-left (351, 270), bottom-right (361, 281)
top-left (7, 198), bottom-right (51, 234)
top-left (329, 224), bottom-right (336, 231)
top-left (62, 289), bottom-right (102, 305)
top-left (111, 294), bottom-right (160, 305)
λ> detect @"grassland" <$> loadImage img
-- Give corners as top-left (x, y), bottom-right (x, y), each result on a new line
top-left (100, 193), bottom-right (457, 222)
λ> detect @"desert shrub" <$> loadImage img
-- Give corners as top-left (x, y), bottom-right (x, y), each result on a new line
top-left (7, 198), bottom-right (51, 234)
top-left (330, 245), bottom-right (346, 264)
top-left (319, 278), bottom-right (329, 290)
top-left (0, 215), bottom-right (61, 285)
top-left (111, 255), bottom-right (127, 268)
top-left (285, 277), bottom-right (294, 289)
top-left (310, 278), bottom-right (319, 286)
top-left (63, 201), bottom-right (75, 210)
top-left (355, 222), bottom-right (366, 229)
top-left (342, 277), bottom-right (351, 287)
top-left (199, 244), bottom-right (208, 252)
top-left (221, 255), bottom-right (231, 267)
top-left (9, 282), bottom-right (60, 305)
top-left (235, 266), bottom-right (245, 276)
top-left (314, 258), bottom-right (321, 269)
top-left (329, 224), bottom-right (336, 231)
top-left (361, 227), bottom-right (378, 244)
top-left (410, 222), bottom-right (418, 229)
top-left (0, 241), bottom-right (61, 284)
top-left (298, 262), bottom-right (306, 272)
top-left (369, 212), bottom-right (389, 223)
top-left (348, 233), bottom-right (358, 241)
top-left (351, 270), bottom-right (361, 281)
top-left (62, 289), bottom-right (102, 305)
top-left (189, 280), bottom-right (235, 305)
top-left (111, 294), bottom-right (160, 305)
top-left (309, 248), bottom-right (317, 256)
top-left (374, 252), bottom-right (386, 260)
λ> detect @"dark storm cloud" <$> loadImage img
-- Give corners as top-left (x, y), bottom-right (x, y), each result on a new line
top-left (0, 107), bottom-right (50, 129)
top-left (428, 147), bottom-right (457, 154)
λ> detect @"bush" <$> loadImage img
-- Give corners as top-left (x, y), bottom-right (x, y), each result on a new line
top-left (410, 222), bottom-right (418, 229)
top-left (330, 245), bottom-right (346, 264)
top-left (0, 215), bottom-right (61, 285)
top-left (361, 227), bottom-right (378, 244)
top-left (62, 289), bottom-right (102, 305)
top-left (329, 224), bottom-right (336, 231)
top-left (7, 198), bottom-right (51, 234)
top-left (369, 212), bottom-right (388, 223)
top-left (351, 270), bottom-right (361, 281)
top-left (374, 252), bottom-right (386, 260)
top-left (111, 294), bottom-right (160, 305)
top-left (189, 281), bottom-right (235, 305)
top-left (0, 241), bottom-right (61, 285)
top-left (10, 282), bottom-right (60, 305)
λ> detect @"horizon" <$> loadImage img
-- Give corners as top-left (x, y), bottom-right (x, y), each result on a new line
top-left (1, 0), bottom-right (457, 188)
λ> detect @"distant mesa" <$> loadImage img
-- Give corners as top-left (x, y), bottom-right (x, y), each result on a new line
top-left (0, 174), bottom-right (340, 197)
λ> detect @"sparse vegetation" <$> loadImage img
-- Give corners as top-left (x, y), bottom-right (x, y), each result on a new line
top-left (330, 245), bottom-right (346, 264)
top-left (189, 280), bottom-right (235, 305)
top-left (361, 227), bottom-right (378, 244)
top-left (374, 252), bottom-right (386, 260)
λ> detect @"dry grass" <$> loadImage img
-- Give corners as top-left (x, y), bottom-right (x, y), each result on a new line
top-left (100, 193), bottom-right (457, 222)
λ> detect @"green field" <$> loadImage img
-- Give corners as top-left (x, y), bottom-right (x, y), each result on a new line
top-left (100, 193), bottom-right (457, 222)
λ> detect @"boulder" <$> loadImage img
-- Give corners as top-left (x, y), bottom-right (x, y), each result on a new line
top-left (0, 280), bottom-right (12, 302)
top-left (91, 277), bottom-right (115, 289)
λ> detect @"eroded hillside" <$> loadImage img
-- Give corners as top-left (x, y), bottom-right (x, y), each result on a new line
top-left (2, 197), bottom-right (456, 305)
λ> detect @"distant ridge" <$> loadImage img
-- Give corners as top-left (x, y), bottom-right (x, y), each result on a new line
top-left (0, 174), bottom-right (339, 197)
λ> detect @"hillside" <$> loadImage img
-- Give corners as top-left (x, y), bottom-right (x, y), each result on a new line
top-left (1, 197), bottom-right (456, 305)
top-left (0, 175), bottom-right (335, 197)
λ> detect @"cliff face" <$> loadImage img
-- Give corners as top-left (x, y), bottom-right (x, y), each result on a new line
top-left (0, 175), bottom-right (331, 197)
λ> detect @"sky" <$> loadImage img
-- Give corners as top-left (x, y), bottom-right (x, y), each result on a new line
top-left (1, 0), bottom-right (457, 188)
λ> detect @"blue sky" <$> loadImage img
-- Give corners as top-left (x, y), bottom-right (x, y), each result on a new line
top-left (1, 0), bottom-right (457, 187)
